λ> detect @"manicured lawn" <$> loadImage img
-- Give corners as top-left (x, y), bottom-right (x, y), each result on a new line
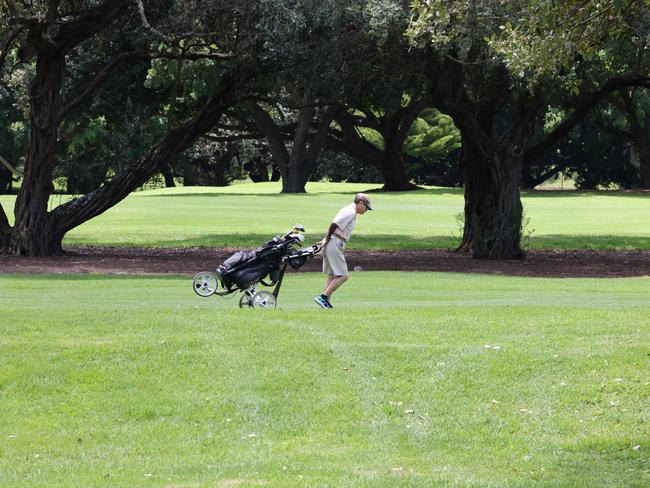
top-left (2, 182), bottom-right (650, 249)
top-left (1, 272), bottom-right (648, 486)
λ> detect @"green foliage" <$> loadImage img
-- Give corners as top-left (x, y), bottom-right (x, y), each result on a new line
top-left (404, 109), bottom-right (462, 186)
top-left (487, 0), bottom-right (649, 83)
top-left (409, 0), bottom-right (650, 86)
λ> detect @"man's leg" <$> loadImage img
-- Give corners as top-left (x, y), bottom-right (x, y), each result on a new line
top-left (323, 274), bottom-right (348, 297)
top-left (324, 273), bottom-right (335, 290)
top-left (316, 239), bottom-right (348, 308)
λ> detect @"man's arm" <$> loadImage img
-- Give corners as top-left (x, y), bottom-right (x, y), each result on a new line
top-left (322, 222), bottom-right (339, 246)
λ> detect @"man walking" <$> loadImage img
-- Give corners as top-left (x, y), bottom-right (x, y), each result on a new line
top-left (314, 193), bottom-right (372, 309)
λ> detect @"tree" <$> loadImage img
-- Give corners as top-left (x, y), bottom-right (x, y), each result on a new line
top-left (409, 0), bottom-right (650, 259)
top-left (0, 0), bottom-right (259, 255)
top-left (243, 97), bottom-right (336, 193)
top-left (233, 0), bottom-right (363, 193)
top-left (327, 0), bottom-right (432, 191)
top-left (327, 99), bottom-right (428, 191)
top-left (606, 88), bottom-right (650, 187)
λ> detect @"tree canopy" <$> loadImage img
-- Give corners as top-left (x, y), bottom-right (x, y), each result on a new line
top-left (0, 0), bottom-right (648, 257)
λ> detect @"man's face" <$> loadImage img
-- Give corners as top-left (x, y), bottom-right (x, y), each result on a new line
top-left (355, 201), bottom-right (369, 214)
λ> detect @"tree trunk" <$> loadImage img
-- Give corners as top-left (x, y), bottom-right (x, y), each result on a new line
top-left (379, 144), bottom-right (418, 191)
top-left (448, 101), bottom-right (531, 260)
top-left (0, 167), bottom-right (11, 193)
top-left (459, 133), bottom-right (525, 259)
top-left (246, 159), bottom-right (270, 182)
top-left (270, 164), bottom-right (281, 181)
top-left (0, 203), bottom-right (11, 252)
top-left (281, 160), bottom-right (308, 193)
top-left (8, 51), bottom-right (65, 255)
top-left (619, 90), bottom-right (650, 188)
top-left (162, 164), bottom-right (176, 187)
top-left (638, 143), bottom-right (650, 188)
top-left (246, 98), bottom-right (335, 194)
top-left (330, 100), bottom-right (428, 192)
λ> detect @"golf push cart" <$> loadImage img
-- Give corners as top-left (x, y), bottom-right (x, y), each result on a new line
top-left (192, 225), bottom-right (322, 308)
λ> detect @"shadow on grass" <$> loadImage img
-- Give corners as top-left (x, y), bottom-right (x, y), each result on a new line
top-left (521, 189), bottom-right (650, 199)
top-left (63, 233), bottom-right (650, 251)
top-left (65, 233), bottom-right (459, 250)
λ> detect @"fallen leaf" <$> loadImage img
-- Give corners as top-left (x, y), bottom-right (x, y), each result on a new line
top-left (632, 445), bottom-right (641, 451)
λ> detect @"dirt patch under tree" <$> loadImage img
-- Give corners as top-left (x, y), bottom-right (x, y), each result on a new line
top-left (1, 246), bottom-right (649, 278)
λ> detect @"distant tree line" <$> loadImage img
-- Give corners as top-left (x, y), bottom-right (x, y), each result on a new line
top-left (0, 0), bottom-right (648, 258)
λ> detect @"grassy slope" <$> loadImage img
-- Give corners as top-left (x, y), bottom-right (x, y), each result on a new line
top-left (1, 272), bottom-right (648, 486)
top-left (1, 182), bottom-right (650, 249)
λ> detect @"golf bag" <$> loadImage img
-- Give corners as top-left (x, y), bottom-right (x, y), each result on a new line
top-left (192, 225), bottom-right (321, 308)
top-left (216, 231), bottom-right (311, 291)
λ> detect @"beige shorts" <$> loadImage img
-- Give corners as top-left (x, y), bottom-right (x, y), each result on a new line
top-left (323, 236), bottom-right (348, 276)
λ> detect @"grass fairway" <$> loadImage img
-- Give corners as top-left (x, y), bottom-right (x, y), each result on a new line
top-left (1, 272), bottom-right (648, 486)
top-left (2, 182), bottom-right (650, 250)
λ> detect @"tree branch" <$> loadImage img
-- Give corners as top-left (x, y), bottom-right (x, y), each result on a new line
top-left (525, 74), bottom-right (650, 164)
top-left (134, 0), bottom-right (172, 43)
top-left (244, 100), bottom-right (291, 171)
top-left (54, 0), bottom-right (132, 52)
top-left (0, 27), bottom-right (24, 74)
top-left (202, 133), bottom-right (266, 142)
top-left (329, 110), bottom-right (383, 163)
top-left (0, 201), bottom-right (9, 232)
top-left (60, 49), bottom-right (233, 119)
top-left (60, 50), bottom-right (151, 119)
top-left (525, 161), bottom-right (571, 188)
top-left (51, 71), bottom-right (244, 233)
top-left (395, 95), bottom-right (433, 144)
top-left (0, 154), bottom-right (23, 176)
top-left (306, 105), bottom-right (337, 170)
top-left (133, 0), bottom-right (228, 46)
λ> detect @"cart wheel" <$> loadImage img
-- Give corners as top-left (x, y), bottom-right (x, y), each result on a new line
top-left (193, 272), bottom-right (218, 297)
top-left (239, 293), bottom-right (253, 308)
top-left (252, 291), bottom-right (276, 309)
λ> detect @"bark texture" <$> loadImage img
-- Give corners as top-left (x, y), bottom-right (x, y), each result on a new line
top-left (428, 55), bottom-right (524, 259)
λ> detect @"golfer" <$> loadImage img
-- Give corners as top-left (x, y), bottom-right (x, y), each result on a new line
top-left (314, 193), bottom-right (372, 309)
